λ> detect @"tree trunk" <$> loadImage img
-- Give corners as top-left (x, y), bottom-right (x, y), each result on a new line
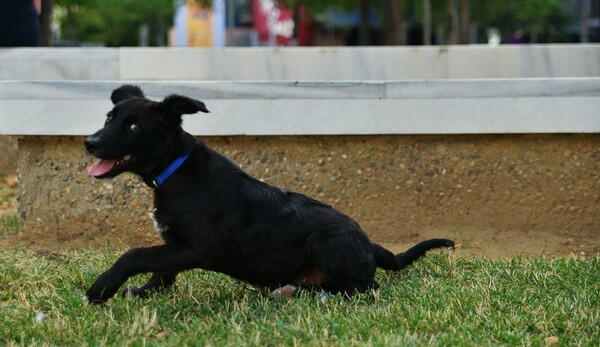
top-left (39, 0), bottom-right (53, 46)
top-left (359, 0), bottom-right (370, 45)
top-left (156, 11), bottom-right (166, 46)
top-left (459, 0), bottom-right (469, 44)
top-left (447, 0), bottom-right (458, 44)
top-left (530, 31), bottom-right (538, 44)
top-left (385, 0), bottom-right (402, 45)
top-left (423, 0), bottom-right (431, 45)
top-left (436, 24), bottom-right (446, 45)
top-left (580, 0), bottom-right (590, 43)
top-left (67, 6), bottom-right (78, 45)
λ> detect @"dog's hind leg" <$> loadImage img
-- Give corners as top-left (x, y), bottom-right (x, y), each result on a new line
top-left (269, 284), bottom-right (299, 299)
top-left (310, 232), bottom-right (378, 296)
top-left (122, 271), bottom-right (178, 298)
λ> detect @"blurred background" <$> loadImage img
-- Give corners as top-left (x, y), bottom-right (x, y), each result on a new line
top-left (6, 0), bottom-right (600, 48)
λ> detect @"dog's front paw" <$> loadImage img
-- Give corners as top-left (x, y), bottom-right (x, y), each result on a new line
top-left (85, 272), bottom-right (121, 304)
top-left (81, 294), bottom-right (104, 305)
top-left (85, 286), bottom-right (109, 304)
top-left (121, 286), bottom-right (150, 299)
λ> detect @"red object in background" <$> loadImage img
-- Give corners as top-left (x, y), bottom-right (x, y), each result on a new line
top-left (252, 0), bottom-right (294, 45)
top-left (297, 5), bottom-right (312, 46)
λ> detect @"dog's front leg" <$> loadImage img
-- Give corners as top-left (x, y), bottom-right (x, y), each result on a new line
top-left (122, 271), bottom-right (178, 298)
top-left (85, 245), bottom-right (199, 304)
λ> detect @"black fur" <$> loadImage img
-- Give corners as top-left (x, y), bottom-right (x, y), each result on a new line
top-left (83, 85), bottom-right (454, 303)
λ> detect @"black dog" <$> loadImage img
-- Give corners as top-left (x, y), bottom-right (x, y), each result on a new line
top-left (83, 85), bottom-right (454, 303)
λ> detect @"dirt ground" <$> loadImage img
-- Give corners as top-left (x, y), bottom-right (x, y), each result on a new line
top-left (2, 209), bottom-right (596, 258)
top-left (1, 170), bottom-right (597, 259)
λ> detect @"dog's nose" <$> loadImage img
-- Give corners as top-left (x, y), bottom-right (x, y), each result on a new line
top-left (84, 137), bottom-right (99, 154)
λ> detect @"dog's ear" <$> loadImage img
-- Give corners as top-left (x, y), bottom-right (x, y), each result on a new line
top-left (160, 94), bottom-right (210, 116)
top-left (111, 85), bottom-right (145, 105)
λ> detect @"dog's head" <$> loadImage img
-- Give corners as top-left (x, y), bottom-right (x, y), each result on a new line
top-left (85, 85), bottom-right (209, 179)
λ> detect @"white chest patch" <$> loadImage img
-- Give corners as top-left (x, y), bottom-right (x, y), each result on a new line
top-left (149, 209), bottom-right (168, 234)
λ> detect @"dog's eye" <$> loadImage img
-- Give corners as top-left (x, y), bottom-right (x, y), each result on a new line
top-left (106, 113), bottom-right (114, 124)
top-left (129, 124), bottom-right (140, 132)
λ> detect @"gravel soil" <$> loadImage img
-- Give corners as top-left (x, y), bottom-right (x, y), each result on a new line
top-left (1, 134), bottom-right (598, 258)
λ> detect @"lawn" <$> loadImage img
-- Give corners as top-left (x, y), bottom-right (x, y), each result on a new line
top-left (0, 216), bottom-right (598, 346)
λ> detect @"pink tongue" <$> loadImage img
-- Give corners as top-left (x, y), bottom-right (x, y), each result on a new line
top-left (88, 159), bottom-right (117, 177)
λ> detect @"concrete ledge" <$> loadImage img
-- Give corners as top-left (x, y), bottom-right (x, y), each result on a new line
top-left (10, 134), bottom-right (600, 253)
top-left (0, 48), bottom-right (119, 80)
top-left (120, 45), bottom-right (600, 80)
top-left (1, 79), bottom-right (599, 136)
top-left (1, 45), bottom-right (599, 81)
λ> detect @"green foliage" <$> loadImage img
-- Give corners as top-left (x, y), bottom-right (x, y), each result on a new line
top-left (0, 214), bottom-right (18, 237)
top-left (471, 0), bottom-right (511, 25)
top-left (282, 0), bottom-right (362, 14)
top-left (0, 248), bottom-right (597, 345)
top-left (286, 0), bottom-right (575, 43)
top-left (55, 0), bottom-right (175, 46)
top-left (52, 0), bottom-right (576, 45)
top-left (514, 0), bottom-right (572, 41)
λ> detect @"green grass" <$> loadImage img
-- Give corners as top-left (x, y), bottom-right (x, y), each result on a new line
top-left (0, 214), bottom-right (18, 237)
top-left (0, 246), bottom-right (597, 347)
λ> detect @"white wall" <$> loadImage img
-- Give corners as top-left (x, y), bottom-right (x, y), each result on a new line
top-left (1, 45), bottom-right (599, 81)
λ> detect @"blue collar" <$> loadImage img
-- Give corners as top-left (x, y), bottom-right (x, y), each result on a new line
top-left (153, 146), bottom-right (195, 187)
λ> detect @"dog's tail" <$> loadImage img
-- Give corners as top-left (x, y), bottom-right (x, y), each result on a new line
top-left (373, 239), bottom-right (454, 271)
